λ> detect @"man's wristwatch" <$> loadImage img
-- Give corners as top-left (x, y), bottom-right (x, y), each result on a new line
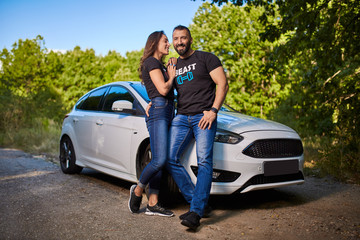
top-left (210, 107), bottom-right (218, 114)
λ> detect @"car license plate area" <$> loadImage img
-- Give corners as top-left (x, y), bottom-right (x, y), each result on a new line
top-left (264, 160), bottom-right (299, 177)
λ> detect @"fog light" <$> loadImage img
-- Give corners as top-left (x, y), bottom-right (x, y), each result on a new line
top-left (191, 166), bottom-right (241, 182)
top-left (212, 171), bottom-right (221, 179)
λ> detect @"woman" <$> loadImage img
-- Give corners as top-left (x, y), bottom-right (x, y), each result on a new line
top-left (128, 31), bottom-right (176, 217)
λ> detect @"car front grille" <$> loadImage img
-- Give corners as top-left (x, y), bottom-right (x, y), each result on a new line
top-left (242, 139), bottom-right (303, 158)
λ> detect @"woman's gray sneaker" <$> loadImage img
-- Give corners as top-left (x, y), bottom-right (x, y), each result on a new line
top-left (145, 203), bottom-right (174, 217)
top-left (128, 184), bottom-right (142, 213)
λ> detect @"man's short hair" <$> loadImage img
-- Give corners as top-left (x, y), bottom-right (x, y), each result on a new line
top-left (173, 25), bottom-right (192, 38)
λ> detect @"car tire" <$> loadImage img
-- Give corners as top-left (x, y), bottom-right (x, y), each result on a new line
top-left (137, 143), bottom-right (182, 205)
top-left (59, 136), bottom-right (83, 174)
top-left (137, 143), bottom-right (152, 179)
top-left (158, 170), bottom-right (184, 206)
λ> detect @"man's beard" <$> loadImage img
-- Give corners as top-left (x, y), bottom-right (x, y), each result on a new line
top-left (174, 42), bottom-right (191, 56)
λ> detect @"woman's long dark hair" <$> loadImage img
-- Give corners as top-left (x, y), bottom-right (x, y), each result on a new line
top-left (138, 30), bottom-right (165, 82)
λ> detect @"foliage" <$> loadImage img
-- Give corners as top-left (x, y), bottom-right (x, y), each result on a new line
top-left (0, 36), bottom-right (64, 131)
top-left (0, 35), bottom-right (47, 96)
top-left (190, 3), bottom-right (289, 118)
top-left (0, 37), bottom-right (143, 152)
top-left (193, 0), bottom-right (360, 183)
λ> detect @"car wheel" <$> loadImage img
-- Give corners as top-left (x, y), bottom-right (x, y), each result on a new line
top-left (137, 143), bottom-right (152, 178)
top-left (159, 170), bottom-right (184, 206)
top-left (59, 137), bottom-right (83, 174)
top-left (138, 143), bottom-right (182, 205)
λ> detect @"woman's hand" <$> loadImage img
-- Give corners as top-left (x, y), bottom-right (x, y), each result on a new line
top-left (146, 102), bottom-right (152, 117)
top-left (167, 57), bottom-right (177, 67)
top-left (167, 63), bottom-right (176, 80)
top-left (167, 57), bottom-right (177, 81)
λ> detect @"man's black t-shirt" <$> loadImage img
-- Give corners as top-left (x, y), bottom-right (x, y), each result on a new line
top-left (142, 57), bottom-right (174, 100)
top-left (175, 50), bottom-right (222, 115)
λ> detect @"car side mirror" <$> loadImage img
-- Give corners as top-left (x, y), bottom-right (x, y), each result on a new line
top-left (112, 100), bottom-right (134, 114)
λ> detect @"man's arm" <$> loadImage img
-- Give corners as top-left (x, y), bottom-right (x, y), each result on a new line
top-left (198, 66), bottom-right (228, 130)
top-left (210, 66), bottom-right (228, 111)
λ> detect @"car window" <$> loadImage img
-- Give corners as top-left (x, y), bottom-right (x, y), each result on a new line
top-left (102, 86), bottom-right (136, 112)
top-left (130, 82), bottom-right (150, 102)
top-left (78, 87), bottom-right (108, 111)
top-left (75, 93), bottom-right (89, 110)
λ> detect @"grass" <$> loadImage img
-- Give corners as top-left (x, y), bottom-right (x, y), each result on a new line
top-left (302, 136), bottom-right (360, 184)
top-left (0, 118), bottom-right (61, 157)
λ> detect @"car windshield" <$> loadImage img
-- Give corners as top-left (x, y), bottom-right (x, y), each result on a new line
top-left (221, 104), bottom-right (238, 112)
top-left (130, 82), bottom-right (150, 102)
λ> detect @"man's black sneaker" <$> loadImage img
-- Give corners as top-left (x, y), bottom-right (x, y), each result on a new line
top-left (145, 203), bottom-right (174, 217)
top-left (179, 211), bottom-right (190, 220)
top-left (181, 211), bottom-right (201, 230)
top-left (128, 184), bottom-right (142, 213)
top-left (180, 205), bottom-right (212, 220)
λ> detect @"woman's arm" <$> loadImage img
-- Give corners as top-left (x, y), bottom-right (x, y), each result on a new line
top-left (149, 64), bottom-right (175, 96)
top-left (148, 57), bottom-right (177, 96)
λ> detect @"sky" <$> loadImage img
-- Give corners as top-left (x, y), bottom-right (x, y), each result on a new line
top-left (0, 0), bottom-right (209, 56)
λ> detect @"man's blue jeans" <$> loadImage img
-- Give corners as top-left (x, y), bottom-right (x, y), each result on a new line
top-left (166, 113), bottom-right (217, 217)
top-left (138, 97), bottom-right (174, 194)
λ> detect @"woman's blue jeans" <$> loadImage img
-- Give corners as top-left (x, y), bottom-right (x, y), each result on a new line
top-left (138, 97), bottom-right (174, 195)
top-left (166, 113), bottom-right (217, 217)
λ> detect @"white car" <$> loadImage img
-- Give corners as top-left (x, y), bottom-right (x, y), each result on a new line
top-left (59, 81), bottom-right (304, 195)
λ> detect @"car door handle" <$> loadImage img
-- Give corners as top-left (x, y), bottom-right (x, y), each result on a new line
top-left (73, 118), bottom-right (79, 123)
top-left (96, 120), bottom-right (103, 126)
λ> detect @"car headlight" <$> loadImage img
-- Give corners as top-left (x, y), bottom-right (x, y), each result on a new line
top-left (214, 129), bottom-right (244, 144)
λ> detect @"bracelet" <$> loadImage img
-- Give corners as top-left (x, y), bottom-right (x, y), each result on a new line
top-left (210, 107), bottom-right (218, 114)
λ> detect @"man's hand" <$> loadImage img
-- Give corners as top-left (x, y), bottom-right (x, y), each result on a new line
top-left (198, 110), bottom-right (217, 130)
top-left (146, 102), bottom-right (152, 117)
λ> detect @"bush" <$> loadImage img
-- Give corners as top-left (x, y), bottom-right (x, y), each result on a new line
top-left (302, 136), bottom-right (360, 184)
top-left (0, 117), bottom-right (61, 156)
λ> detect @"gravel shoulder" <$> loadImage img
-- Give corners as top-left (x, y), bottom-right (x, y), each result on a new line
top-left (0, 148), bottom-right (359, 240)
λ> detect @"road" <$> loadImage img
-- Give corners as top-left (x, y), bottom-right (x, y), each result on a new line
top-left (0, 148), bottom-right (359, 240)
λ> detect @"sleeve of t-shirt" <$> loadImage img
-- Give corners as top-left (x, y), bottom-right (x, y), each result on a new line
top-left (205, 52), bottom-right (223, 73)
top-left (144, 57), bottom-right (162, 72)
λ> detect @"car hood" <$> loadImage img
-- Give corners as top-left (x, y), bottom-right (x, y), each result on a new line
top-left (217, 111), bottom-right (296, 134)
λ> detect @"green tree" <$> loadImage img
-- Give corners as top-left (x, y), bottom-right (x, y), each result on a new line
top-left (100, 50), bottom-right (126, 83)
top-left (0, 35), bottom-right (48, 96)
top-left (190, 3), bottom-right (287, 118)
top-left (0, 36), bottom-right (65, 127)
top-left (194, 0), bottom-right (360, 136)
top-left (54, 46), bottom-right (104, 111)
top-left (194, 0), bottom-right (360, 182)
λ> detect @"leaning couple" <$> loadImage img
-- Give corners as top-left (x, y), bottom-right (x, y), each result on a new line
top-left (128, 25), bottom-right (228, 231)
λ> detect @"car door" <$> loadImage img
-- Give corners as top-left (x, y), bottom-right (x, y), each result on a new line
top-left (93, 85), bottom-right (145, 173)
top-left (72, 87), bottom-right (108, 163)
